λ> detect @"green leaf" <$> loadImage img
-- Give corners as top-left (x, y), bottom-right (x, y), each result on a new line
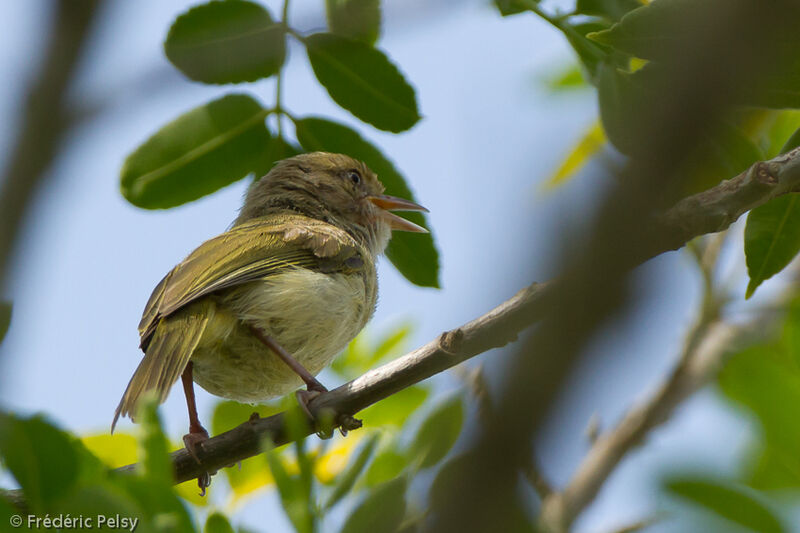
top-left (0, 495), bottom-right (18, 525)
top-left (685, 122), bottom-right (764, 195)
top-left (588, 0), bottom-right (704, 60)
top-left (596, 62), bottom-right (647, 154)
top-left (493, 0), bottom-right (532, 17)
top-left (304, 33), bottom-right (420, 132)
top-left (543, 63), bottom-right (589, 92)
top-left (0, 413), bottom-right (79, 511)
top-left (364, 448), bottom-right (406, 487)
top-left (340, 477), bottom-right (407, 533)
top-left (665, 477), bottom-right (784, 533)
top-left (408, 395), bottom-right (463, 469)
top-left (326, 0), bottom-right (381, 45)
top-left (759, 111), bottom-right (800, 158)
top-left (225, 455), bottom-right (275, 499)
top-left (265, 441), bottom-right (314, 533)
top-left (779, 125), bottom-right (800, 155)
top-left (369, 323), bottom-right (413, 365)
top-left (213, 400), bottom-right (283, 496)
top-left (333, 323), bottom-right (414, 377)
top-left (121, 94), bottom-right (270, 209)
top-left (205, 511), bottom-right (236, 533)
top-left (212, 400), bottom-right (283, 436)
top-left (0, 301), bottom-right (10, 345)
top-left (324, 433), bottom-right (379, 509)
top-left (52, 484), bottom-right (145, 526)
top-left (111, 475), bottom-right (196, 531)
top-left (137, 396), bottom-right (172, 486)
top-left (589, 0), bottom-right (800, 109)
top-left (744, 196), bottom-right (800, 298)
top-left (360, 386), bottom-right (428, 427)
top-left (563, 21), bottom-right (613, 82)
top-left (165, 0), bottom-right (286, 84)
top-left (743, 122), bottom-right (800, 297)
top-left (747, 443), bottom-right (800, 491)
top-left (543, 121), bottom-right (605, 189)
top-left (719, 341), bottom-right (800, 477)
top-left (294, 117), bottom-right (439, 287)
top-left (576, 0), bottom-right (642, 21)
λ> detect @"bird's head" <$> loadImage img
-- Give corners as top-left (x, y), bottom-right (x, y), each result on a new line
top-left (237, 152), bottom-right (428, 254)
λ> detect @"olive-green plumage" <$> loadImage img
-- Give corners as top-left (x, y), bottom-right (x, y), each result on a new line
top-left (112, 152), bottom-right (426, 430)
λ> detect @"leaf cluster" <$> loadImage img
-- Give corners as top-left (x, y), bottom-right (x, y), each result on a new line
top-left (121, 0), bottom-right (438, 288)
top-left (656, 299), bottom-right (800, 532)
top-left (499, 0), bottom-right (800, 298)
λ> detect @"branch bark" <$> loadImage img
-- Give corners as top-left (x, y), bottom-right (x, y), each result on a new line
top-left (109, 144), bottom-right (800, 486)
top-left (0, 0), bottom-right (103, 288)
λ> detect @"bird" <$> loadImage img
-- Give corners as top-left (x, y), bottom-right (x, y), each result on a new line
top-left (111, 152), bottom-right (427, 491)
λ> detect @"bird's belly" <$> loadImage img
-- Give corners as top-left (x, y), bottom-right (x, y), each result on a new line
top-left (191, 269), bottom-right (372, 403)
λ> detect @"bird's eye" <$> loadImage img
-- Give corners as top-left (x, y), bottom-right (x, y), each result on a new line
top-left (347, 170), bottom-right (361, 185)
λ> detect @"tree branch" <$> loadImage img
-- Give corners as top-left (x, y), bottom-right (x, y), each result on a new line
top-left (0, 0), bottom-right (103, 288)
top-left (117, 282), bottom-right (549, 484)
top-left (539, 315), bottom-right (776, 530)
top-left (537, 241), bottom-right (790, 530)
top-left (108, 144), bottom-right (800, 486)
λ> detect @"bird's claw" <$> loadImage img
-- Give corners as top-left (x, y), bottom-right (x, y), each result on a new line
top-left (337, 414), bottom-right (362, 436)
top-left (182, 428), bottom-right (212, 496)
top-left (294, 390), bottom-right (361, 438)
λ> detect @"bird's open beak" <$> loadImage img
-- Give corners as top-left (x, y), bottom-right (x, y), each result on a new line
top-left (368, 195), bottom-right (429, 233)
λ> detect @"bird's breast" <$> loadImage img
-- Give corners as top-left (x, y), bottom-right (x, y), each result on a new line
top-left (191, 268), bottom-right (376, 402)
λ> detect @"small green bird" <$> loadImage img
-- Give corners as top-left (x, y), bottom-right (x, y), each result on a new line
top-left (112, 152), bottom-right (427, 465)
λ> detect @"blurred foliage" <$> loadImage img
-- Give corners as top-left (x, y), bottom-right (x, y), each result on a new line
top-left (0, 301), bottom-right (10, 345)
top-left (641, 299), bottom-right (800, 529)
top-left (325, 0), bottom-right (381, 45)
top-left (0, 411), bottom-right (197, 531)
top-left (9, 0), bottom-right (800, 531)
top-left (719, 302), bottom-right (800, 492)
top-left (664, 477), bottom-right (784, 532)
top-left (744, 129), bottom-right (800, 298)
top-left (542, 121), bottom-right (606, 189)
top-left (499, 0), bottom-right (800, 298)
top-left (120, 0), bottom-right (438, 288)
top-left (542, 62), bottom-right (590, 92)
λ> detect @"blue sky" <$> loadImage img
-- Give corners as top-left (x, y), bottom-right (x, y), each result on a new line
top-left (0, 1), bottom-right (754, 531)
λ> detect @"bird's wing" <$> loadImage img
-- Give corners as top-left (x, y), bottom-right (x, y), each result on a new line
top-left (138, 215), bottom-right (365, 347)
top-left (112, 216), bottom-right (366, 430)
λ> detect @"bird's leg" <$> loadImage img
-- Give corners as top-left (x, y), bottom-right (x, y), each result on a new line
top-left (180, 362), bottom-right (211, 494)
top-left (249, 326), bottom-right (328, 393)
top-left (249, 326), bottom-right (361, 436)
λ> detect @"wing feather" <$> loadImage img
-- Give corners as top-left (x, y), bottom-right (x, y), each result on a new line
top-left (112, 303), bottom-right (210, 431)
top-left (138, 215), bottom-right (364, 346)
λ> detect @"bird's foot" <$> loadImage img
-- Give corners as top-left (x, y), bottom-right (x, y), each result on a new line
top-left (294, 389), bottom-right (362, 438)
top-left (182, 427), bottom-right (212, 496)
top-left (337, 414), bottom-right (362, 436)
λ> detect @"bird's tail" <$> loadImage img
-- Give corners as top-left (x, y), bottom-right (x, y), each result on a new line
top-left (111, 310), bottom-right (209, 433)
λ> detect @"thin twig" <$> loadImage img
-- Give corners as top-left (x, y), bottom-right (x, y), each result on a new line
top-left (539, 315), bottom-right (777, 530)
